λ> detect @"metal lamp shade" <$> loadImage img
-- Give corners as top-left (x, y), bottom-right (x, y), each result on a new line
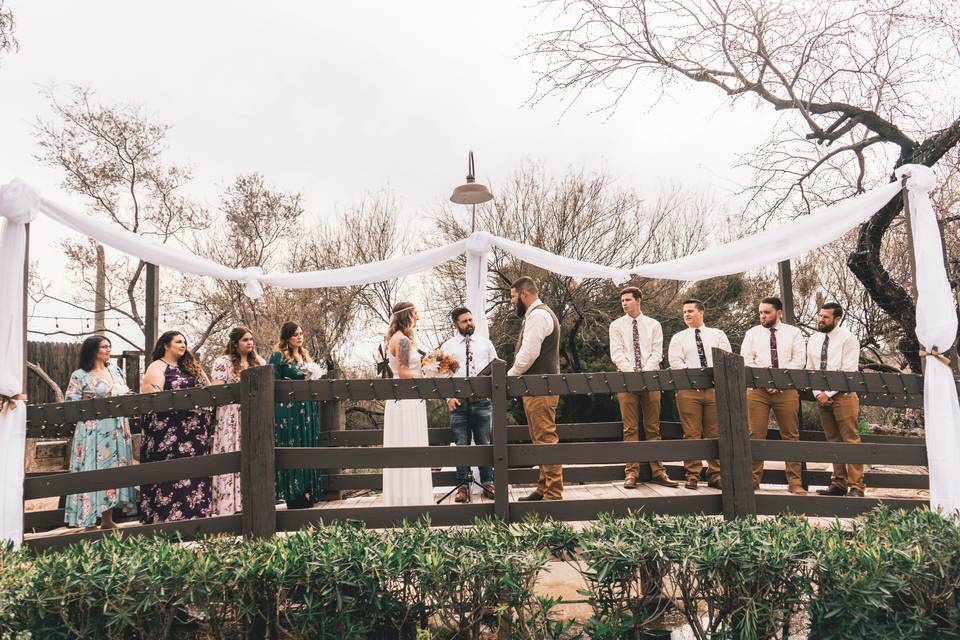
top-left (450, 181), bottom-right (493, 205)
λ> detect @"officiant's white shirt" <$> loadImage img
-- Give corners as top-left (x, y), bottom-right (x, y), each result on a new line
top-left (440, 333), bottom-right (498, 377)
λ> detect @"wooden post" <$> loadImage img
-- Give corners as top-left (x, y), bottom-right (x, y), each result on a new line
top-left (144, 263), bottom-right (159, 353)
top-left (121, 351), bottom-right (141, 393)
top-left (777, 260), bottom-right (795, 325)
top-left (490, 360), bottom-right (510, 522)
top-left (713, 348), bottom-right (756, 520)
top-left (319, 366), bottom-right (345, 501)
top-left (240, 365), bottom-right (276, 538)
top-left (778, 258), bottom-right (809, 488)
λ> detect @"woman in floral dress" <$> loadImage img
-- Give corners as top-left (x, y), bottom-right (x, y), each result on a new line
top-left (139, 331), bottom-right (213, 523)
top-left (269, 321), bottom-right (323, 509)
top-left (64, 336), bottom-right (139, 528)
top-left (210, 326), bottom-right (265, 515)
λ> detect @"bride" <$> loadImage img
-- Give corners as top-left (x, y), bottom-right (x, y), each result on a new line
top-left (382, 301), bottom-right (434, 506)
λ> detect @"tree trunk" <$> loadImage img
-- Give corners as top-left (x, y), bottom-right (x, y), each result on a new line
top-left (94, 243), bottom-right (106, 333)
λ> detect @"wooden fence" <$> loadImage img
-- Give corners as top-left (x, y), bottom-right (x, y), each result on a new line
top-left (22, 349), bottom-right (933, 550)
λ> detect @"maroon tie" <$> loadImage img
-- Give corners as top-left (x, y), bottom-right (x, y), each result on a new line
top-left (769, 327), bottom-right (779, 368)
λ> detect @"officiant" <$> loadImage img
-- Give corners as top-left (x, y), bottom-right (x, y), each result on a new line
top-left (441, 306), bottom-right (499, 503)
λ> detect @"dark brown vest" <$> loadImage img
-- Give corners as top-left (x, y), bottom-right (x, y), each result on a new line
top-left (516, 302), bottom-right (560, 374)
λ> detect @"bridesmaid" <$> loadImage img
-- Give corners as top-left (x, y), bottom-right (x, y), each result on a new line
top-left (139, 331), bottom-right (213, 523)
top-left (209, 326), bottom-right (265, 515)
top-left (64, 336), bottom-right (138, 529)
top-left (269, 321), bottom-right (323, 509)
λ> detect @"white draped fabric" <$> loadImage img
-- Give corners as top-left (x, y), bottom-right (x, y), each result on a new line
top-left (898, 165), bottom-right (960, 515)
top-left (0, 180), bottom-right (37, 548)
top-left (1, 163), bottom-right (958, 546)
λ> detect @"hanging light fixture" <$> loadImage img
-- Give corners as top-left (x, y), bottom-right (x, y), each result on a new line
top-left (449, 151), bottom-right (493, 232)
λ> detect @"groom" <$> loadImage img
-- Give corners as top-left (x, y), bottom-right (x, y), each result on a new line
top-left (509, 276), bottom-right (563, 501)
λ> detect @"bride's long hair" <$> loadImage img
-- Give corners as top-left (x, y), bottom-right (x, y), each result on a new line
top-left (385, 301), bottom-right (417, 342)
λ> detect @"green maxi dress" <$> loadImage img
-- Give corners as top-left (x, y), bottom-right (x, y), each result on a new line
top-left (268, 352), bottom-right (324, 506)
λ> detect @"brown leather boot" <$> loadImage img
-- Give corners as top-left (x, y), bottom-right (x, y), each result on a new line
top-left (454, 486), bottom-right (470, 503)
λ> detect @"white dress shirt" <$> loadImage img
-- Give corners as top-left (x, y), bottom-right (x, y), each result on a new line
top-left (440, 333), bottom-right (498, 377)
top-left (609, 312), bottom-right (664, 372)
top-left (740, 321), bottom-right (806, 369)
top-left (508, 299), bottom-right (554, 376)
top-left (668, 325), bottom-right (732, 369)
top-left (806, 325), bottom-right (860, 398)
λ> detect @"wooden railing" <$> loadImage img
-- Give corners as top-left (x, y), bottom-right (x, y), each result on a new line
top-left (22, 349), bottom-right (935, 550)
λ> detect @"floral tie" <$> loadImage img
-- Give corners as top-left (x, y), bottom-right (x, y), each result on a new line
top-left (695, 328), bottom-right (708, 368)
top-left (820, 334), bottom-right (829, 371)
top-left (769, 327), bottom-right (779, 368)
top-left (465, 335), bottom-right (473, 376)
top-left (632, 318), bottom-right (644, 372)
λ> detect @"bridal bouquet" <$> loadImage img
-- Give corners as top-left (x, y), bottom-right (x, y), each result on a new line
top-left (421, 350), bottom-right (460, 378)
top-left (301, 362), bottom-right (325, 380)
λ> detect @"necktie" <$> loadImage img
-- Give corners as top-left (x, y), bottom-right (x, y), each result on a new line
top-left (820, 334), bottom-right (829, 371)
top-left (695, 328), bottom-right (708, 368)
top-left (465, 336), bottom-right (473, 376)
top-left (632, 318), bottom-right (644, 372)
top-left (769, 327), bottom-right (779, 368)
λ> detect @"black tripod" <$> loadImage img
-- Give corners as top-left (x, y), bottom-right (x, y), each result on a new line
top-left (436, 475), bottom-right (490, 504)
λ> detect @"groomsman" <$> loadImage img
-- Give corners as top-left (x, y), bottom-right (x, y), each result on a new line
top-left (609, 286), bottom-right (679, 489)
top-left (807, 303), bottom-right (865, 497)
top-left (667, 299), bottom-right (732, 490)
top-left (509, 276), bottom-right (564, 501)
top-left (740, 296), bottom-right (807, 494)
top-left (441, 307), bottom-right (499, 502)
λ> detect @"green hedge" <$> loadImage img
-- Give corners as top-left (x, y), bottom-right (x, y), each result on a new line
top-left (2, 508), bottom-right (958, 639)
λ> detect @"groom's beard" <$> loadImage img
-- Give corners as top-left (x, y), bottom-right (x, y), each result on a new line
top-left (515, 300), bottom-right (527, 318)
top-left (458, 326), bottom-right (475, 337)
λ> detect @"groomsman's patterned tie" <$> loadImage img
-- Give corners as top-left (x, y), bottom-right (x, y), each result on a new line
top-left (769, 327), bottom-right (780, 368)
top-left (465, 335), bottom-right (473, 376)
top-left (695, 328), bottom-right (708, 368)
top-left (820, 334), bottom-right (829, 371)
top-left (632, 318), bottom-right (644, 372)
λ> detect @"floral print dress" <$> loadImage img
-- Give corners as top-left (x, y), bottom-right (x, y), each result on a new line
top-left (269, 351), bottom-right (324, 506)
top-left (139, 364), bottom-right (212, 523)
top-left (64, 365), bottom-right (139, 527)
top-left (211, 355), bottom-right (242, 515)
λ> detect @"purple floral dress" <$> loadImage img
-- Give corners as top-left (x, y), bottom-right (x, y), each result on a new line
top-left (139, 364), bottom-right (212, 523)
top-left (211, 355), bottom-right (242, 515)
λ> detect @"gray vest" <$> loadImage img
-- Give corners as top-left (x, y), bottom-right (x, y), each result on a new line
top-left (516, 302), bottom-right (561, 375)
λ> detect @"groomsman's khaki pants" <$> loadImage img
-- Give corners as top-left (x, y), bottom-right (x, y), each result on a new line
top-left (676, 389), bottom-right (720, 483)
top-left (523, 395), bottom-right (563, 500)
top-left (747, 389), bottom-right (802, 489)
top-left (818, 392), bottom-right (864, 492)
top-left (617, 391), bottom-right (668, 480)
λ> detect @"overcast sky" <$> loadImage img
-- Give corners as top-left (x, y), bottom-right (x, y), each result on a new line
top-left (1, 1), bottom-right (778, 353)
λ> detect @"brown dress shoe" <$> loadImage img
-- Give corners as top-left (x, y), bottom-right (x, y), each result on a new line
top-left (454, 486), bottom-right (470, 503)
top-left (518, 490), bottom-right (544, 502)
top-left (847, 487), bottom-right (865, 497)
top-left (623, 476), bottom-right (638, 489)
top-left (651, 475), bottom-right (680, 488)
top-left (788, 485), bottom-right (807, 496)
top-left (482, 482), bottom-right (495, 500)
top-left (684, 479), bottom-right (698, 490)
top-left (816, 485), bottom-right (847, 497)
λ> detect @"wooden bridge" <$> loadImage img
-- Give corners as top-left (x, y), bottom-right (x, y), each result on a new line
top-left (22, 349), bottom-right (931, 550)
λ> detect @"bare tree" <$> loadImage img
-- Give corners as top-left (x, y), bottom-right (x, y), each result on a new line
top-left (33, 85), bottom-right (208, 350)
top-left (526, 0), bottom-right (960, 369)
top-left (0, 0), bottom-right (16, 62)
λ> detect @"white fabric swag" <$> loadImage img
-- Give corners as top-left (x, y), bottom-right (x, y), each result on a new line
top-left (0, 164), bottom-right (957, 547)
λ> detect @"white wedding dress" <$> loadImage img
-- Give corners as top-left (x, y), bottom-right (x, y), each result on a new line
top-left (382, 341), bottom-right (434, 506)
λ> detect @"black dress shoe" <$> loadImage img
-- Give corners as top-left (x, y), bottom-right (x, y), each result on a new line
top-left (816, 485), bottom-right (847, 497)
top-left (518, 490), bottom-right (545, 502)
top-left (707, 479), bottom-right (722, 490)
top-left (684, 479), bottom-right (698, 490)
